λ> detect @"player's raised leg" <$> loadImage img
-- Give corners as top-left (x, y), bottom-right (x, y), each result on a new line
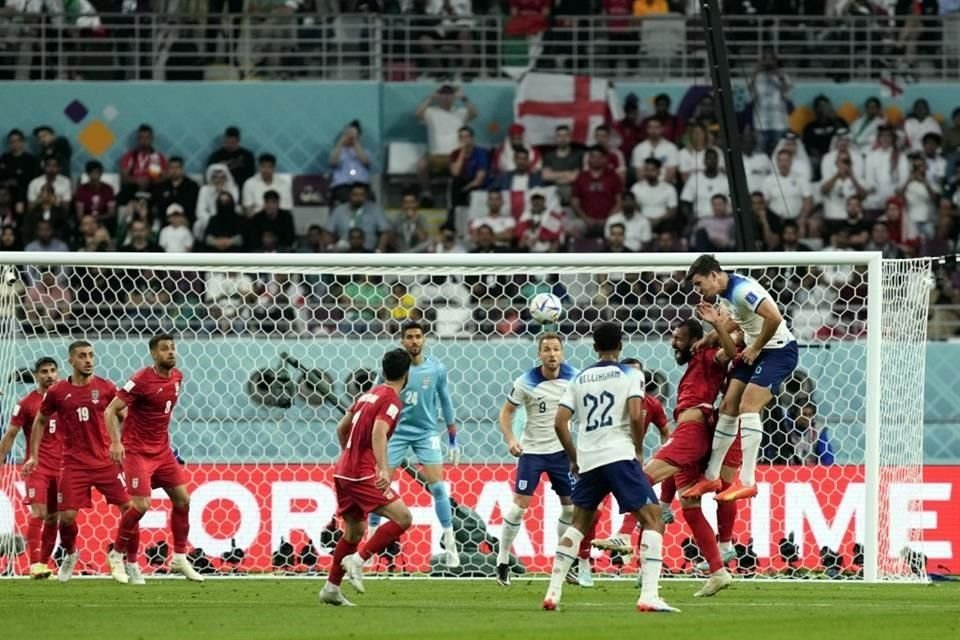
top-left (696, 463), bottom-right (740, 572)
top-left (321, 510), bottom-right (365, 606)
top-left (543, 504), bottom-right (592, 610)
top-left (419, 461), bottom-right (459, 567)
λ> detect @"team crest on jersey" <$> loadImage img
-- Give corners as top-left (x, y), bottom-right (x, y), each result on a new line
top-left (745, 291), bottom-right (758, 305)
top-left (421, 376), bottom-right (431, 389)
top-left (91, 389), bottom-right (100, 404)
top-left (174, 382), bottom-right (180, 395)
top-left (28, 488), bottom-right (35, 499)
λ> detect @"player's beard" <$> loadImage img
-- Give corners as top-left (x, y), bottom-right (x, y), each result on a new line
top-left (674, 348), bottom-right (692, 365)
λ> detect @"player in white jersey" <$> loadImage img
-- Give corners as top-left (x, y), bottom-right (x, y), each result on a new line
top-left (495, 333), bottom-right (578, 587)
top-left (683, 254), bottom-right (799, 502)
top-left (543, 322), bottom-right (677, 613)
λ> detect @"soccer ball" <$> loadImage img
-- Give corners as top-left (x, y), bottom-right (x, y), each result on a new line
top-left (529, 292), bottom-right (563, 324)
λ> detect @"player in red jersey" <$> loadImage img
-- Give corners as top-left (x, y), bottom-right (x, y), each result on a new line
top-left (320, 348), bottom-right (412, 607)
top-left (644, 306), bottom-right (742, 598)
top-left (0, 357), bottom-right (60, 579)
top-left (103, 334), bottom-right (203, 585)
top-left (23, 341), bottom-right (134, 584)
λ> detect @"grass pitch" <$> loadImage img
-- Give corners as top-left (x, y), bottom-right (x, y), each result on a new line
top-left (2, 577), bottom-right (958, 640)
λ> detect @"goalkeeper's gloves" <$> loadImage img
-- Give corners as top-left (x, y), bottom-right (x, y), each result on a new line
top-left (446, 431), bottom-right (460, 465)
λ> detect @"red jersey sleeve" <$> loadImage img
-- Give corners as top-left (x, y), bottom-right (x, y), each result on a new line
top-left (39, 386), bottom-right (58, 417)
top-left (116, 370), bottom-right (143, 406)
top-left (10, 401), bottom-right (25, 429)
top-left (100, 378), bottom-right (118, 405)
top-left (375, 398), bottom-right (402, 431)
top-left (647, 396), bottom-right (668, 430)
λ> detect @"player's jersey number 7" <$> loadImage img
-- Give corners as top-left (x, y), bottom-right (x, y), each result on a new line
top-left (583, 391), bottom-right (615, 432)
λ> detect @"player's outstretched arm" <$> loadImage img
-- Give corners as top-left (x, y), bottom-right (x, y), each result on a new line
top-left (23, 412), bottom-right (49, 475)
top-left (750, 299), bottom-right (784, 353)
top-left (371, 419), bottom-right (392, 490)
top-left (628, 397), bottom-right (647, 462)
top-left (335, 409), bottom-right (354, 450)
top-left (697, 303), bottom-right (738, 363)
top-left (104, 396), bottom-right (127, 464)
top-left (0, 423), bottom-right (21, 461)
top-left (554, 406), bottom-right (577, 473)
top-left (498, 400), bottom-right (523, 457)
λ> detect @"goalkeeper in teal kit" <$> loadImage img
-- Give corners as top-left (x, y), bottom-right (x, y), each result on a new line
top-left (368, 320), bottom-right (460, 566)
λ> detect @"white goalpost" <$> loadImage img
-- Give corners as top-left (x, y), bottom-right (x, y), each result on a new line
top-left (0, 251), bottom-right (933, 583)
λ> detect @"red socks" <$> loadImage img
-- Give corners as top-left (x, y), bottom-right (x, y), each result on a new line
top-left (682, 506), bottom-right (722, 573)
top-left (359, 521), bottom-right (406, 560)
top-left (172, 504), bottom-right (190, 554)
top-left (328, 537), bottom-right (359, 587)
top-left (115, 507), bottom-right (145, 554)
top-left (127, 525), bottom-right (141, 563)
top-left (59, 520), bottom-right (78, 554)
top-left (660, 476), bottom-right (677, 504)
top-left (27, 517), bottom-right (43, 564)
top-left (579, 514), bottom-right (599, 559)
top-left (617, 513), bottom-right (637, 536)
top-left (717, 480), bottom-right (738, 543)
top-left (40, 519), bottom-right (58, 562)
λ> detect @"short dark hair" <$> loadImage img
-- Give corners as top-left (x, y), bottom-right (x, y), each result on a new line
top-left (225, 126), bottom-right (241, 138)
top-left (149, 334), bottom-right (175, 351)
top-left (678, 318), bottom-right (704, 341)
top-left (33, 125), bottom-right (53, 136)
top-left (686, 254), bottom-right (722, 281)
top-left (259, 153), bottom-right (277, 165)
top-left (538, 332), bottom-right (562, 349)
top-left (644, 156), bottom-right (662, 169)
top-left (592, 321), bottom-right (622, 352)
top-left (401, 320), bottom-right (425, 338)
top-left (595, 124), bottom-right (610, 135)
top-left (169, 156), bottom-right (184, 165)
top-left (68, 340), bottom-right (92, 355)
top-left (263, 190), bottom-right (280, 202)
top-left (813, 94), bottom-right (830, 109)
top-left (621, 356), bottom-right (642, 367)
top-left (704, 148), bottom-right (719, 160)
top-left (711, 193), bottom-right (728, 203)
top-left (401, 187), bottom-right (418, 199)
top-left (476, 224), bottom-right (494, 235)
top-left (382, 348), bottom-right (412, 382)
top-left (865, 97), bottom-right (881, 109)
top-left (555, 125), bottom-right (571, 133)
top-left (34, 357), bottom-right (57, 371)
top-left (85, 160), bottom-right (103, 174)
top-left (654, 93), bottom-right (670, 105)
top-left (137, 124), bottom-right (154, 135)
top-left (783, 220), bottom-right (799, 232)
top-left (7, 129), bottom-right (24, 140)
top-left (513, 147), bottom-right (529, 158)
top-left (458, 126), bottom-right (474, 137)
top-left (44, 156), bottom-right (59, 167)
top-left (588, 145), bottom-right (605, 155)
top-left (608, 222), bottom-right (626, 234)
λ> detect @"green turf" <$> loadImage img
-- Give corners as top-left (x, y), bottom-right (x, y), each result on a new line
top-left (2, 578), bottom-right (958, 640)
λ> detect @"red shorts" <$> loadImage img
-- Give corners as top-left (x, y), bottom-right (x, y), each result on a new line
top-left (334, 477), bottom-right (398, 520)
top-left (124, 452), bottom-right (187, 497)
top-left (24, 468), bottom-right (59, 511)
top-left (654, 411), bottom-right (742, 489)
top-left (58, 464), bottom-right (130, 511)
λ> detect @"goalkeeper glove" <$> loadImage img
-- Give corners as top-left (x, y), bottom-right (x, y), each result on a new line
top-left (447, 432), bottom-right (460, 465)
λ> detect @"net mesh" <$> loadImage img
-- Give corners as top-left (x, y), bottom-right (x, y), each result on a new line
top-left (0, 255), bottom-right (930, 581)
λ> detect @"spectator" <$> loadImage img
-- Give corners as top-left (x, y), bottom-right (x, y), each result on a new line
top-left (195, 163), bottom-right (240, 239)
top-left (903, 98), bottom-right (942, 152)
top-left (881, 197), bottom-right (911, 246)
top-left (259, 230), bottom-right (280, 253)
top-left (299, 225), bottom-right (326, 254)
top-left (121, 218), bottom-right (161, 253)
top-left (651, 230), bottom-right (683, 252)
top-left (0, 224), bottom-right (21, 252)
top-left (752, 191), bottom-right (783, 250)
top-left (604, 222), bottom-right (630, 252)
top-left (779, 220), bottom-right (812, 252)
top-left (678, 123), bottom-right (723, 183)
top-left (515, 191), bottom-right (564, 252)
top-left (120, 124), bottom-right (168, 201)
top-left (922, 132), bottom-right (946, 186)
top-left (693, 193), bottom-right (736, 251)
top-left (434, 228), bottom-right (467, 254)
top-left (21, 185), bottom-right (69, 244)
top-left (802, 95), bottom-right (847, 178)
top-left (470, 224), bottom-right (504, 253)
top-left (839, 196), bottom-right (871, 249)
top-left (74, 160), bottom-right (117, 232)
top-left (324, 184), bottom-right (391, 252)
top-left (339, 275), bottom-right (388, 326)
top-left (495, 148), bottom-right (544, 219)
top-left (820, 150), bottom-right (868, 230)
top-left (0, 187), bottom-right (12, 228)
top-left (633, 0), bottom-right (668, 16)
top-left (631, 157), bottom-right (678, 232)
top-left (507, 0), bottom-right (551, 69)
top-left (850, 97), bottom-right (886, 150)
top-left (614, 93), bottom-right (644, 160)
top-left (154, 156), bottom-right (200, 225)
top-left (741, 128), bottom-right (772, 194)
top-left (605, 191), bottom-right (652, 252)
top-left (27, 157), bottom-right (71, 207)
top-left (158, 204), bottom-right (194, 253)
top-left (541, 125), bottom-right (583, 203)
top-left (680, 148), bottom-right (729, 220)
top-left (392, 190), bottom-right (431, 252)
top-left (416, 85), bottom-right (477, 206)
top-left (205, 272), bottom-right (257, 333)
top-left (23, 220), bottom-right (68, 253)
top-left (763, 149), bottom-right (813, 222)
top-left (821, 129), bottom-right (865, 182)
top-left (449, 126), bottom-right (489, 209)
top-left (207, 126), bottom-right (256, 188)
top-left (33, 125), bottom-right (72, 177)
top-left (749, 47), bottom-right (792, 155)
top-left (791, 404), bottom-right (834, 466)
top-left (943, 108), bottom-right (960, 155)
top-left (492, 123), bottom-right (542, 176)
top-left (0, 129), bottom-right (40, 211)
top-left (24, 271), bottom-right (71, 332)
top-left (772, 132), bottom-right (812, 181)
top-left (248, 190), bottom-right (296, 251)
top-left (329, 120), bottom-right (372, 206)
top-left (417, 0), bottom-right (475, 78)
top-left (388, 282), bottom-right (418, 323)
top-left (572, 146), bottom-right (623, 237)
top-left (865, 220), bottom-right (904, 258)
top-left (344, 228), bottom-right (369, 253)
top-left (588, 125), bottom-right (626, 181)
top-left (897, 151), bottom-right (939, 239)
top-left (864, 126), bottom-right (909, 212)
top-left (469, 190), bottom-right (516, 248)
top-left (684, 94), bottom-right (720, 141)
top-left (203, 192), bottom-right (245, 253)
top-left (242, 153), bottom-right (293, 216)
top-left (640, 93), bottom-right (684, 143)
top-left (75, 213), bottom-right (114, 252)
top-left (631, 119), bottom-right (679, 184)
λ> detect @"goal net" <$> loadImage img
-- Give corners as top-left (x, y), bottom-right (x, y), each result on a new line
top-left (0, 252), bottom-right (934, 582)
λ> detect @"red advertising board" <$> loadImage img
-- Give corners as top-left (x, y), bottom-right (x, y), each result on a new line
top-left (1, 465), bottom-right (956, 576)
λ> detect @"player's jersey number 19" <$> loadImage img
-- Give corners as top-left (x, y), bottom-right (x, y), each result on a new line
top-left (583, 391), bottom-right (615, 432)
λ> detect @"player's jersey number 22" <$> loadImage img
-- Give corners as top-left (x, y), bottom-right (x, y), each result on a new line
top-left (583, 391), bottom-right (615, 432)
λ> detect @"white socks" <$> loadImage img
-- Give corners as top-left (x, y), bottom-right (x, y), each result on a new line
top-left (497, 503), bottom-right (527, 565)
top-left (705, 413), bottom-right (739, 481)
top-left (548, 527), bottom-right (583, 594)
top-left (738, 412), bottom-right (763, 487)
top-left (639, 530), bottom-right (664, 601)
top-left (557, 505), bottom-right (574, 542)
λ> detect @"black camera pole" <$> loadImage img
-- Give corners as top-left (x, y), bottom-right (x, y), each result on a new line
top-left (701, 0), bottom-right (757, 252)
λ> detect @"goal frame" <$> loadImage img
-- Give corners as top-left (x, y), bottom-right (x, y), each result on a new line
top-left (1, 250), bottom-right (888, 582)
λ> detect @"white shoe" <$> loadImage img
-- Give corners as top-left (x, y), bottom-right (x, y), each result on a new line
top-left (695, 547), bottom-right (737, 572)
top-left (107, 549), bottom-right (129, 584)
top-left (592, 535), bottom-right (632, 554)
top-left (577, 560), bottom-right (593, 588)
top-left (171, 553), bottom-right (205, 582)
top-left (443, 530), bottom-right (460, 568)
top-left (319, 585), bottom-right (355, 607)
top-left (30, 562), bottom-right (52, 580)
top-left (125, 563), bottom-right (145, 585)
top-left (542, 587), bottom-right (561, 610)
top-left (636, 597), bottom-right (681, 613)
top-left (58, 551), bottom-right (78, 582)
top-left (340, 553), bottom-right (366, 594)
top-left (694, 568), bottom-right (733, 597)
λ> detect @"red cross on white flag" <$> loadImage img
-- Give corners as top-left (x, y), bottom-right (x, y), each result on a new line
top-left (515, 73), bottom-right (621, 147)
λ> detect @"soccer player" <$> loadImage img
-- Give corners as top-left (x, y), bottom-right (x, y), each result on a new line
top-left (368, 321), bottom-right (460, 567)
top-left (543, 322), bottom-right (677, 613)
top-left (494, 332), bottom-right (578, 586)
top-left (103, 334), bottom-right (204, 585)
top-left (23, 341), bottom-right (133, 584)
top-left (645, 311), bottom-right (740, 597)
top-left (683, 254), bottom-right (798, 502)
top-left (0, 357), bottom-right (60, 578)
top-left (320, 348), bottom-right (413, 607)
